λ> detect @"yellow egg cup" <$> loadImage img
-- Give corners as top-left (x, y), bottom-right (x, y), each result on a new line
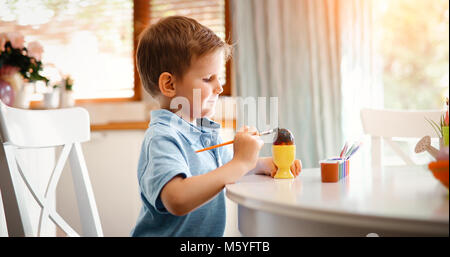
top-left (272, 145), bottom-right (296, 179)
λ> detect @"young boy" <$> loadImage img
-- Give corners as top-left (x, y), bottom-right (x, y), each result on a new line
top-left (131, 16), bottom-right (301, 237)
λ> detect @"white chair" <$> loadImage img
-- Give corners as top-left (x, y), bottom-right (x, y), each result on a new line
top-left (361, 108), bottom-right (443, 168)
top-left (0, 100), bottom-right (103, 237)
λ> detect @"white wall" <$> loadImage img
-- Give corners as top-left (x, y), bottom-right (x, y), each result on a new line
top-left (57, 130), bottom-right (143, 236)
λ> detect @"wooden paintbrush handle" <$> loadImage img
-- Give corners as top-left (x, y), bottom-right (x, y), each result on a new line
top-left (195, 130), bottom-right (265, 153)
top-left (195, 140), bottom-right (234, 153)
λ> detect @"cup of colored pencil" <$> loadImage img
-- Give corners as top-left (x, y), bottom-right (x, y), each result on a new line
top-left (320, 141), bottom-right (362, 183)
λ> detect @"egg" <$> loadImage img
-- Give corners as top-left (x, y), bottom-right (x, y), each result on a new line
top-left (273, 128), bottom-right (294, 145)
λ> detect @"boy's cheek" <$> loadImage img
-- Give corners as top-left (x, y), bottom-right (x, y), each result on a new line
top-left (197, 103), bottom-right (215, 118)
top-left (204, 108), bottom-right (215, 118)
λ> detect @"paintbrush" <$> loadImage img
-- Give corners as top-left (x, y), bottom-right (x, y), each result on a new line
top-left (195, 128), bottom-right (277, 153)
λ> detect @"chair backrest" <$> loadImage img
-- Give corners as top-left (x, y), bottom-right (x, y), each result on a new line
top-left (361, 108), bottom-right (443, 167)
top-left (0, 100), bottom-right (103, 237)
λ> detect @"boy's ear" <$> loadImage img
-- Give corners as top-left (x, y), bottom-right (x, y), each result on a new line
top-left (158, 72), bottom-right (176, 97)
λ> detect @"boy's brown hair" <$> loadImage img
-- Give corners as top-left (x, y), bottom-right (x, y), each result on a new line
top-left (136, 16), bottom-right (232, 96)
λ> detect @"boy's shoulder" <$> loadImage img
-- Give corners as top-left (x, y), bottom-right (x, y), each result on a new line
top-left (145, 120), bottom-right (195, 146)
top-left (145, 109), bottom-right (209, 146)
top-left (146, 122), bottom-right (179, 140)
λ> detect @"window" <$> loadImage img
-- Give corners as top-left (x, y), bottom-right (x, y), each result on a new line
top-left (149, 0), bottom-right (231, 95)
top-left (374, 0), bottom-right (449, 110)
top-left (0, 0), bottom-right (134, 101)
top-left (0, 0), bottom-right (231, 102)
top-left (151, 0), bottom-right (226, 39)
top-left (372, 0), bottom-right (449, 165)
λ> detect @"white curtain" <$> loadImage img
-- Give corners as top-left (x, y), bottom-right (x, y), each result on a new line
top-left (231, 0), bottom-right (381, 167)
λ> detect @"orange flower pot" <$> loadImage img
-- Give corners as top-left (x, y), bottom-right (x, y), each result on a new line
top-left (428, 160), bottom-right (449, 189)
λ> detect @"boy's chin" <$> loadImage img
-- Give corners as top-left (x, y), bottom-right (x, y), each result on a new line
top-left (199, 109), bottom-right (215, 119)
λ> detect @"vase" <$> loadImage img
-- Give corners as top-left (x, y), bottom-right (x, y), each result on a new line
top-left (0, 71), bottom-right (27, 108)
top-left (14, 82), bottom-right (35, 109)
top-left (0, 71), bottom-right (23, 94)
top-left (60, 90), bottom-right (75, 108)
top-left (0, 79), bottom-right (14, 106)
top-left (43, 89), bottom-right (60, 109)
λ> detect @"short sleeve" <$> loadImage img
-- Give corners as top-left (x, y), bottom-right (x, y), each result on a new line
top-left (139, 135), bottom-right (190, 214)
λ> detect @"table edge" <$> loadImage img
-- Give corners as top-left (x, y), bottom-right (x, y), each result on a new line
top-left (225, 187), bottom-right (449, 235)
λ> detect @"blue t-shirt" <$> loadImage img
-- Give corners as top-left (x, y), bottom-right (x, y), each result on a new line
top-left (131, 109), bottom-right (233, 237)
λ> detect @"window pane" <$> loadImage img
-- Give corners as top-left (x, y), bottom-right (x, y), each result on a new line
top-left (150, 0), bottom-right (227, 85)
top-left (0, 0), bottom-right (134, 100)
top-left (374, 0), bottom-right (449, 110)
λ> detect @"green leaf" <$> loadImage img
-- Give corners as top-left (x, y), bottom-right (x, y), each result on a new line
top-left (425, 117), bottom-right (442, 137)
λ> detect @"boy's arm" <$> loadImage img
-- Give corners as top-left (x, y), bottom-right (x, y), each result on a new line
top-left (160, 159), bottom-right (250, 216)
top-left (162, 156), bottom-right (301, 216)
top-left (246, 157), bottom-right (273, 175)
top-left (161, 127), bottom-right (263, 216)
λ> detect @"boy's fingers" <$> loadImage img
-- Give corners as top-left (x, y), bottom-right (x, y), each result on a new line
top-left (270, 159), bottom-right (277, 177)
top-left (255, 139), bottom-right (264, 151)
top-left (238, 126), bottom-right (260, 136)
top-left (271, 169), bottom-right (277, 177)
top-left (290, 165), bottom-right (298, 177)
top-left (238, 126), bottom-right (249, 132)
top-left (248, 126), bottom-right (258, 133)
top-left (296, 160), bottom-right (302, 175)
top-left (290, 160), bottom-right (301, 177)
top-left (271, 160), bottom-right (302, 178)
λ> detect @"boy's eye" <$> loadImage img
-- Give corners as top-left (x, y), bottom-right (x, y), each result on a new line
top-left (203, 77), bottom-right (213, 82)
top-left (218, 77), bottom-right (225, 86)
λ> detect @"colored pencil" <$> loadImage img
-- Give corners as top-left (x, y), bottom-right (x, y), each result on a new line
top-left (340, 142), bottom-right (349, 158)
top-left (346, 142), bottom-right (363, 160)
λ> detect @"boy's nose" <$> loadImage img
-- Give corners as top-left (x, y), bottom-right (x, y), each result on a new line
top-left (214, 83), bottom-right (223, 95)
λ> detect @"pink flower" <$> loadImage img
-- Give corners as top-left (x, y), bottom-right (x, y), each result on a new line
top-left (6, 32), bottom-right (25, 49)
top-left (0, 33), bottom-right (7, 52)
top-left (445, 110), bottom-right (449, 126)
top-left (27, 41), bottom-right (44, 61)
top-left (446, 98), bottom-right (449, 126)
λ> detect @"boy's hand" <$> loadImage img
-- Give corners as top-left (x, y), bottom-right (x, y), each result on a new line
top-left (260, 157), bottom-right (302, 178)
top-left (232, 126), bottom-right (264, 171)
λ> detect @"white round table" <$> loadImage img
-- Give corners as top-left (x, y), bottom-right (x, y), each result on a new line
top-left (225, 165), bottom-right (449, 236)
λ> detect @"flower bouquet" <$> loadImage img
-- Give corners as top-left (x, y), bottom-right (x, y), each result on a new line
top-left (60, 75), bottom-right (75, 108)
top-left (0, 32), bottom-right (49, 108)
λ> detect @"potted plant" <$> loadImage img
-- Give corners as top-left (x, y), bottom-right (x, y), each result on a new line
top-left (426, 97), bottom-right (449, 148)
top-left (42, 84), bottom-right (61, 109)
top-left (60, 75), bottom-right (75, 108)
top-left (444, 98), bottom-right (449, 146)
top-left (0, 32), bottom-right (49, 108)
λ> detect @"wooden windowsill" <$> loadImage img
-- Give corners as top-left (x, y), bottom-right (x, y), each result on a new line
top-left (90, 119), bottom-right (236, 131)
top-left (90, 121), bottom-right (150, 131)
